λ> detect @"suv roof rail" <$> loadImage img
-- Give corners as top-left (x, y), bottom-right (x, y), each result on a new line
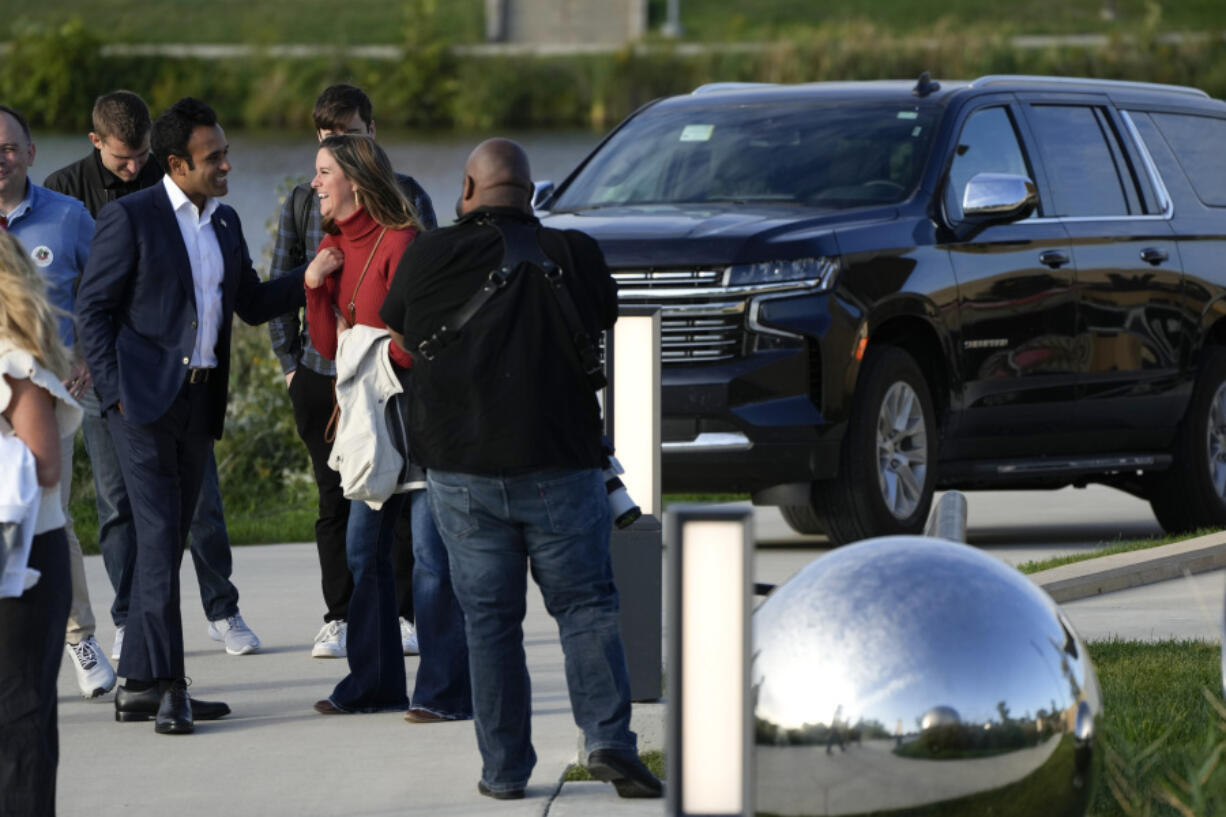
top-left (691, 82), bottom-right (776, 95)
top-left (972, 74), bottom-right (1209, 98)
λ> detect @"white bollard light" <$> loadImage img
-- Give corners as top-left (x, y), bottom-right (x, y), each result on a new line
top-left (667, 505), bottom-right (753, 817)
top-left (609, 306), bottom-right (661, 516)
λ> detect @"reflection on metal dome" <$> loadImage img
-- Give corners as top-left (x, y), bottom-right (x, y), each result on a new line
top-left (752, 536), bottom-right (1100, 817)
top-left (920, 706), bottom-right (962, 731)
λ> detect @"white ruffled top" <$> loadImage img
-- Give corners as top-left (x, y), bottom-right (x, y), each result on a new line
top-left (0, 339), bottom-right (83, 534)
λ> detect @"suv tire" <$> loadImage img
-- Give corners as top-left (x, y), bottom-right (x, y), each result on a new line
top-left (1148, 346), bottom-right (1226, 533)
top-left (809, 345), bottom-right (937, 545)
top-left (779, 504), bottom-right (826, 535)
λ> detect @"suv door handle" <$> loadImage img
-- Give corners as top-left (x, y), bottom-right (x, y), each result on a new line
top-left (1140, 247), bottom-right (1169, 265)
top-left (1039, 250), bottom-right (1070, 269)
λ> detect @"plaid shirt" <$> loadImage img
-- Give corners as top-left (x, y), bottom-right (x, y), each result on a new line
top-left (268, 175), bottom-right (437, 376)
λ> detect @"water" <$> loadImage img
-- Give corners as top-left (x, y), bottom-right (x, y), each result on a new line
top-left (29, 129), bottom-right (602, 263)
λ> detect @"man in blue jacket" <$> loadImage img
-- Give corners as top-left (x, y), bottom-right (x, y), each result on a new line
top-left (76, 97), bottom-right (310, 735)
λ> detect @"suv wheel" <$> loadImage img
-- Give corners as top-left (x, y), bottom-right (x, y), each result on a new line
top-left (808, 345), bottom-right (937, 545)
top-left (1148, 346), bottom-right (1226, 533)
top-left (779, 504), bottom-right (826, 535)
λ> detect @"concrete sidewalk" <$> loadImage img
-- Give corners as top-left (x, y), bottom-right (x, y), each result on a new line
top-left (58, 544), bottom-right (660, 817)
top-left (56, 526), bottom-right (1225, 816)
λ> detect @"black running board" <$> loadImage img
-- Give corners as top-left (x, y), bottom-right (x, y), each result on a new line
top-left (939, 453), bottom-right (1172, 483)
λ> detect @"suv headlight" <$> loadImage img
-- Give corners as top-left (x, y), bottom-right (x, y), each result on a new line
top-left (726, 256), bottom-right (840, 288)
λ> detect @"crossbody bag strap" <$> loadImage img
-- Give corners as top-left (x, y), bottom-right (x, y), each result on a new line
top-left (346, 227), bottom-right (388, 324)
top-left (324, 227), bottom-right (387, 446)
top-left (323, 376), bottom-right (340, 444)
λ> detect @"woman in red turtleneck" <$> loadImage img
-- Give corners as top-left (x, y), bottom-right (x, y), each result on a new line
top-left (304, 137), bottom-right (417, 367)
top-left (302, 134), bottom-right (420, 715)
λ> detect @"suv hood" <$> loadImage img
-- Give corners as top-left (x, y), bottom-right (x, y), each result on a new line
top-left (540, 203), bottom-right (898, 268)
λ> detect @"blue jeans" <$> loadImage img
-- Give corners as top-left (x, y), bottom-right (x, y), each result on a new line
top-left (79, 389), bottom-right (239, 626)
top-left (329, 493), bottom-right (409, 712)
top-left (408, 489), bottom-right (471, 718)
top-left (428, 468), bottom-right (636, 793)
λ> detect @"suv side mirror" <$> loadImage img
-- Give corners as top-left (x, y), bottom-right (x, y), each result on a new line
top-left (533, 180), bottom-right (556, 211)
top-left (962, 173), bottom-right (1038, 221)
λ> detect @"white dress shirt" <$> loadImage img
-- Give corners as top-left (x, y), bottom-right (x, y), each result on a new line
top-left (162, 175), bottom-right (223, 368)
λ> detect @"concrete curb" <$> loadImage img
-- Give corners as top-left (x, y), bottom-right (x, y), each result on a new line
top-left (1030, 530), bottom-right (1226, 602)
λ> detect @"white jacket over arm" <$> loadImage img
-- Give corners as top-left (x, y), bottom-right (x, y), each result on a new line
top-left (328, 324), bottom-right (421, 509)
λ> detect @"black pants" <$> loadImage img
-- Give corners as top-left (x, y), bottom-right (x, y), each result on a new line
top-left (288, 365), bottom-right (414, 623)
top-left (0, 528), bottom-right (70, 817)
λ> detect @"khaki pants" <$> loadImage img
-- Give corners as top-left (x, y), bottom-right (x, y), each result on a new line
top-left (61, 434), bottom-right (95, 644)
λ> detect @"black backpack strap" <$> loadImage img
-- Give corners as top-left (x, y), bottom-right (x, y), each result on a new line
top-left (415, 259), bottom-right (515, 361)
top-left (290, 183), bottom-right (313, 266)
top-left (416, 217), bottom-right (607, 390)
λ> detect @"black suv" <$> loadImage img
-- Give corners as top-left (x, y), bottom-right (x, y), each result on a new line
top-left (535, 74), bottom-right (1226, 544)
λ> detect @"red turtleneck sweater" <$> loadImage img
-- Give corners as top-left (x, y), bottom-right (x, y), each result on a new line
top-left (305, 207), bottom-right (417, 369)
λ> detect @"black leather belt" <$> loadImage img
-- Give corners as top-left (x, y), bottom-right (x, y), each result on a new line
top-left (187, 367), bottom-right (214, 384)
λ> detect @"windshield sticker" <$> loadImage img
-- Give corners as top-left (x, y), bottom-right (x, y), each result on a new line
top-left (897, 111), bottom-right (919, 120)
top-left (680, 124), bottom-right (715, 142)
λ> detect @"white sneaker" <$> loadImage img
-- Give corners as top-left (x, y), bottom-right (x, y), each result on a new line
top-left (208, 613), bottom-right (261, 655)
top-left (66, 635), bottom-right (117, 698)
top-left (400, 617), bottom-right (419, 656)
top-left (111, 625), bottom-right (124, 661)
top-left (312, 620), bottom-right (347, 658)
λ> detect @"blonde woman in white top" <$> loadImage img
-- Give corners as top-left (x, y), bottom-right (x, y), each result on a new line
top-left (0, 230), bottom-right (82, 817)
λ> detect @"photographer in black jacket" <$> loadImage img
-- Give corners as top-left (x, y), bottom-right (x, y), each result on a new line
top-left (380, 138), bottom-right (662, 802)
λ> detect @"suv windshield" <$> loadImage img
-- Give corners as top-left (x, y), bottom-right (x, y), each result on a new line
top-left (553, 100), bottom-right (940, 211)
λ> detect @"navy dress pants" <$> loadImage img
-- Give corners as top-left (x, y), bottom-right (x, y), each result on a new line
top-left (106, 381), bottom-right (213, 681)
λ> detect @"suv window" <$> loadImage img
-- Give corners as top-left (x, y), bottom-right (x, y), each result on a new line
top-left (1026, 105), bottom-right (1134, 217)
top-left (1149, 112), bottom-right (1226, 207)
top-left (944, 106), bottom-right (1034, 222)
top-left (552, 101), bottom-right (939, 211)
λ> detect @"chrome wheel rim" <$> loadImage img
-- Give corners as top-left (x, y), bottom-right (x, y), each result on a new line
top-left (876, 382), bottom-right (928, 519)
top-left (1207, 383), bottom-right (1226, 500)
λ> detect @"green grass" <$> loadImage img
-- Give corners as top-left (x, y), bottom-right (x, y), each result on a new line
top-left (1, 1), bottom-right (484, 45)
top-left (220, 506), bottom-right (316, 545)
top-left (1016, 529), bottom-right (1220, 575)
top-left (66, 492), bottom-right (745, 553)
top-left (4, 0), bottom-right (1225, 46)
top-left (663, 493), bottom-right (750, 506)
top-left (68, 499), bottom-right (316, 555)
top-left (563, 749), bottom-right (665, 782)
top-left (1089, 639), bottom-right (1225, 816)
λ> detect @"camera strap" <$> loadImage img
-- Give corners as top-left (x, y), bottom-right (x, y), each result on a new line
top-left (416, 217), bottom-right (608, 390)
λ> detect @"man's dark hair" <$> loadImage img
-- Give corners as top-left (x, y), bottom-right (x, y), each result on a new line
top-left (92, 91), bottom-right (152, 147)
top-left (151, 97), bottom-right (218, 171)
top-left (313, 84), bottom-right (373, 133)
top-left (0, 104), bottom-right (32, 142)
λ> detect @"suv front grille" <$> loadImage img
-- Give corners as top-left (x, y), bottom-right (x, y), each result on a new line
top-left (612, 268), bottom-right (725, 293)
top-left (614, 268), bottom-right (746, 364)
top-left (661, 309), bottom-right (743, 362)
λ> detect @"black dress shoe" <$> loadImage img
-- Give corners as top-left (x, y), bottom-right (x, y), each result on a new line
top-left (115, 682), bottom-right (230, 723)
top-left (586, 749), bottom-right (664, 799)
top-left (156, 679), bottom-right (193, 734)
top-left (477, 781), bottom-right (525, 800)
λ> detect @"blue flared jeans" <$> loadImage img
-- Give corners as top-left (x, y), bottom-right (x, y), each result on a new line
top-left (408, 489), bottom-right (472, 718)
top-left (329, 492), bottom-right (409, 712)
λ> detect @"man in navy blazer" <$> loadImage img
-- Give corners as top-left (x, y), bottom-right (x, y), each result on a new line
top-left (76, 97), bottom-right (337, 734)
